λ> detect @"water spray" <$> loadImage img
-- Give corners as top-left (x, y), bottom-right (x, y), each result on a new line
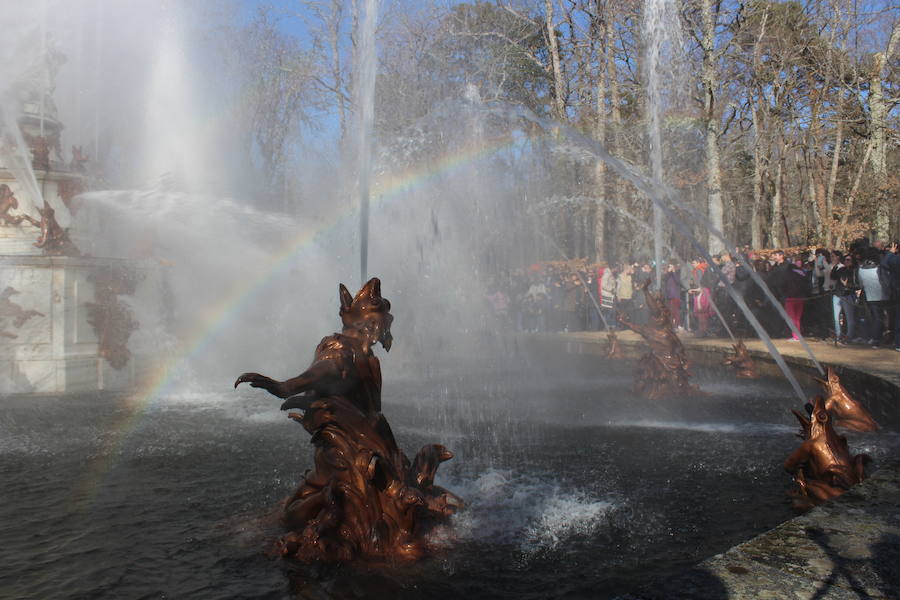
top-left (489, 104), bottom-right (817, 402)
top-left (643, 0), bottom-right (684, 290)
top-left (354, 0), bottom-right (380, 284)
top-left (502, 105), bottom-right (824, 370)
top-left (595, 196), bottom-right (735, 342)
top-left (530, 216), bottom-right (611, 332)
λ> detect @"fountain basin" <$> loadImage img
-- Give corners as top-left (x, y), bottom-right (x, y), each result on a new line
top-left (1, 353), bottom-right (896, 599)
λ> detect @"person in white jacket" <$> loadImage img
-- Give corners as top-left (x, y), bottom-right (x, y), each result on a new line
top-left (600, 265), bottom-right (618, 329)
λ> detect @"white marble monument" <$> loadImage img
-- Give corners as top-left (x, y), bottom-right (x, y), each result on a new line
top-left (0, 47), bottom-right (159, 395)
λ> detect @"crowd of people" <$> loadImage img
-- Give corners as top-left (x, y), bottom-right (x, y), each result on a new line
top-left (485, 239), bottom-right (900, 352)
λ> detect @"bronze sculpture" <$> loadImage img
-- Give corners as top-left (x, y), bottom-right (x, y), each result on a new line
top-left (23, 202), bottom-right (79, 256)
top-left (29, 135), bottom-right (51, 170)
top-left (722, 340), bottom-right (757, 378)
top-left (85, 267), bottom-right (142, 370)
top-left (619, 279), bottom-right (696, 400)
top-left (235, 278), bottom-right (461, 563)
top-left (0, 286), bottom-right (44, 339)
top-left (785, 396), bottom-right (869, 511)
top-left (817, 368), bottom-right (878, 432)
top-left (0, 184), bottom-right (24, 226)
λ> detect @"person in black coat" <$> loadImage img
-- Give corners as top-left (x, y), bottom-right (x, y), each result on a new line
top-left (769, 250), bottom-right (809, 340)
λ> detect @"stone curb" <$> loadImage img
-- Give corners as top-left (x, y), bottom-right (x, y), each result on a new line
top-left (536, 331), bottom-right (900, 599)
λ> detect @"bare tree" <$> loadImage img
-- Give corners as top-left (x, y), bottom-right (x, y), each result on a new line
top-left (699, 0), bottom-right (725, 253)
top-left (221, 7), bottom-right (321, 211)
top-left (543, 0), bottom-right (568, 120)
top-left (868, 17), bottom-right (900, 240)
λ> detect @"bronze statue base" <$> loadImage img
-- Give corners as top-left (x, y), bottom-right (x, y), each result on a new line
top-left (274, 397), bottom-right (461, 563)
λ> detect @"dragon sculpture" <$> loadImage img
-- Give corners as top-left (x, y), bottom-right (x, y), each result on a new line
top-left (816, 368), bottom-right (878, 432)
top-left (785, 396), bottom-right (869, 511)
top-left (722, 339), bottom-right (757, 378)
top-left (23, 203), bottom-right (79, 256)
top-left (619, 278), bottom-right (697, 400)
top-left (235, 278), bottom-right (461, 563)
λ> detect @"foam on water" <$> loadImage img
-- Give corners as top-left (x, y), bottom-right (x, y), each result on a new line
top-left (521, 492), bottom-right (616, 553)
top-left (608, 419), bottom-right (795, 435)
top-left (851, 432), bottom-right (900, 460)
top-left (433, 469), bottom-right (617, 554)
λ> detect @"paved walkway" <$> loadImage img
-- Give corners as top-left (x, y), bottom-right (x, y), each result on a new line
top-left (617, 460), bottom-right (900, 600)
top-left (545, 330), bottom-right (900, 599)
top-left (556, 330), bottom-right (900, 391)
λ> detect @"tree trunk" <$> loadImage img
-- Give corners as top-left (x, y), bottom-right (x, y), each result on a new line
top-left (749, 9), bottom-right (768, 250)
top-left (814, 165), bottom-right (827, 244)
top-left (839, 139), bottom-right (874, 232)
top-left (750, 105), bottom-right (766, 248)
top-left (869, 20), bottom-right (899, 240)
top-left (824, 118), bottom-right (843, 247)
top-left (593, 11), bottom-right (608, 262)
top-left (544, 0), bottom-right (567, 121)
top-left (702, 0), bottom-right (724, 254)
top-left (770, 141), bottom-right (786, 248)
top-left (803, 147), bottom-right (822, 240)
top-left (608, 24), bottom-right (624, 261)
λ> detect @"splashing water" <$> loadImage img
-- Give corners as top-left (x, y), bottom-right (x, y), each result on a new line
top-left (474, 101), bottom-right (821, 402)
top-left (431, 469), bottom-right (617, 554)
top-left (643, 0), bottom-right (685, 287)
top-left (355, 0), bottom-right (380, 283)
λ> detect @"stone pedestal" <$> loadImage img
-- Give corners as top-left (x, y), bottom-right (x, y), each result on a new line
top-left (0, 255), bottom-right (159, 394)
top-left (0, 222), bottom-right (42, 255)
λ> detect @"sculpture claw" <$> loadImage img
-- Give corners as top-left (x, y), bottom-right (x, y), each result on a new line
top-left (280, 394), bottom-right (314, 411)
top-left (234, 372), bottom-right (275, 390)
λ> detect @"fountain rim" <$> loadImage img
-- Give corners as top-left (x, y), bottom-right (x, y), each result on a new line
top-left (537, 330), bottom-right (900, 399)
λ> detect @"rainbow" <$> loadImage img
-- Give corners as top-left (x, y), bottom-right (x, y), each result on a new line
top-left (76, 134), bottom-right (520, 506)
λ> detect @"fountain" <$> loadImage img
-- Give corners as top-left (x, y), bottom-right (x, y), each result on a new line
top-left (0, 2), bottom-right (896, 599)
top-left (642, 0), bottom-right (684, 288)
top-left (0, 32), bottom-right (158, 394)
top-left (355, 0), bottom-right (379, 283)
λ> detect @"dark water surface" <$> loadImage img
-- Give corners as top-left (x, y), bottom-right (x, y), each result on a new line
top-left (2, 363), bottom-right (897, 600)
